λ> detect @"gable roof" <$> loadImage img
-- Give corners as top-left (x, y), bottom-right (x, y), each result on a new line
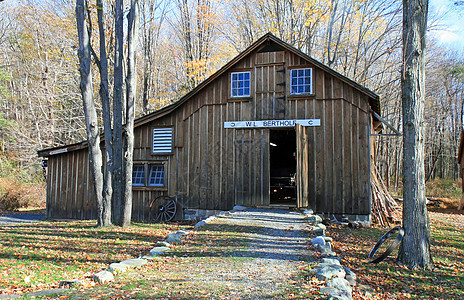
top-left (134, 32), bottom-right (381, 128)
top-left (39, 33), bottom-right (381, 157)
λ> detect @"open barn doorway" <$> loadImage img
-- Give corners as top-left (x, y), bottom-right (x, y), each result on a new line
top-left (270, 129), bottom-right (297, 206)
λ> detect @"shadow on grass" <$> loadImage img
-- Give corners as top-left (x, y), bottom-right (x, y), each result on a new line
top-left (0, 221), bottom-right (184, 267)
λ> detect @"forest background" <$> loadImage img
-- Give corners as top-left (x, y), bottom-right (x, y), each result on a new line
top-left (0, 0), bottom-right (463, 209)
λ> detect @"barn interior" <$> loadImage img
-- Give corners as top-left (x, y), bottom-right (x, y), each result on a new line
top-left (269, 129), bottom-right (297, 206)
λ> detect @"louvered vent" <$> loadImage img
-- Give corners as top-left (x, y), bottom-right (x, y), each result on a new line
top-left (152, 128), bottom-right (173, 154)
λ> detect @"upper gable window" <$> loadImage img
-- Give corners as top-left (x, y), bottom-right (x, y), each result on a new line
top-left (231, 71), bottom-right (251, 97)
top-left (152, 128), bottom-right (173, 154)
top-left (290, 68), bottom-right (312, 95)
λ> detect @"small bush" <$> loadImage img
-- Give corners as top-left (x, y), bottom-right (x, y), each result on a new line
top-left (0, 178), bottom-right (45, 211)
top-left (425, 178), bottom-right (461, 200)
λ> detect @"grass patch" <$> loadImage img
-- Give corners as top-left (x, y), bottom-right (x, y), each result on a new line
top-left (0, 220), bottom-right (189, 296)
top-left (326, 211), bottom-right (464, 299)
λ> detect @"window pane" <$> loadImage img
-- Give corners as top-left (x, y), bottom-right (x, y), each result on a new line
top-left (231, 71), bottom-right (251, 97)
top-left (148, 165), bottom-right (164, 186)
top-left (290, 68), bottom-right (312, 95)
top-left (132, 165), bottom-right (144, 186)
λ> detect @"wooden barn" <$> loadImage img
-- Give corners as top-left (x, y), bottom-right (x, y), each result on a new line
top-left (38, 33), bottom-right (381, 221)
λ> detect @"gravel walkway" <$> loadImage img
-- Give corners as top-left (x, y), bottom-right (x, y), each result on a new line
top-left (155, 208), bottom-right (314, 299)
top-left (213, 208), bottom-right (312, 297)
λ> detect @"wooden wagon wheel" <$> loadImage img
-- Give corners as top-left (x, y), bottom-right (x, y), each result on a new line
top-left (150, 195), bottom-right (177, 222)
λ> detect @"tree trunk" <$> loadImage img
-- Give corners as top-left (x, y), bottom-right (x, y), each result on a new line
top-left (121, 0), bottom-right (139, 227)
top-left (75, 0), bottom-right (105, 227)
top-left (96, 0), bottom-right (112, 226)
top-left (397, 0), bottom-right (433, 270)
top-left (112, 0), bottom-right (124, 225)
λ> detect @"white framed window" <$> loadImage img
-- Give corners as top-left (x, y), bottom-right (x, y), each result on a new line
top-left (132, 165), bottom-right (145, 186)
top-left (132, 163), bottom-right (166, 188)
top-left (231, 71), bottom-right (251, 97)
top-left (152, 128), bottom-right (173, 154)
top-left (290, 68), bottom-right (312, 95)
top-left (148, 165), bottom-right (164, 187)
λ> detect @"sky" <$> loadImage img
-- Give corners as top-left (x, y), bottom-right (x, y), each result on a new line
top-left (429, 0), bottom-right (464, 51)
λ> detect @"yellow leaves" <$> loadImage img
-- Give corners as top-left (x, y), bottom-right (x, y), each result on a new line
top-left (184, 58), bottom-right (218, 84)
top-left (303, 0), bottom-right (331, 26)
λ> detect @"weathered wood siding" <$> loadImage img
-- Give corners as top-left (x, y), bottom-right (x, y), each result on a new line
top-left (45, 45), bottom-right (374, 220)
top-left (46, 149), bottom-right (96, 219)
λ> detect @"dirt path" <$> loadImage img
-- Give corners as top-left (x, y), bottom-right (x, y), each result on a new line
top-left (79, 208), bottom-right (315, 299)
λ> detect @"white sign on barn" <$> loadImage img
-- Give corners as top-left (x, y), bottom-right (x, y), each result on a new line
top-left (224, 119), bottom-right (321, 129)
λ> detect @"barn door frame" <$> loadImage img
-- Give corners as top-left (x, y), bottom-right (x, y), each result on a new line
top-left (296, 123), bottom-right (309, 208)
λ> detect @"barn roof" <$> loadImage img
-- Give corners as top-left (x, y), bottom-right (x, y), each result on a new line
top-left (134, 33), bottom-right (381, 128)
top-left (39, 33), bottom-right (381, 157)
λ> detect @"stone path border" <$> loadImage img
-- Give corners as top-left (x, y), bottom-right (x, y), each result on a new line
top-left (305, 209), bottom-right (375, 299)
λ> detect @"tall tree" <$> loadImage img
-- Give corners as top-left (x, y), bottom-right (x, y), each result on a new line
top-left (112, 0), bottom-right (124, 225)
top-left (75, 0), bottom-right (105, 226)
top-left (398, 0), bottom-right (433, 269)
top-left (96, 0), bottom-right (113, 226)
top-left (122, 0), bottom-right (140, 227)
top-left (75, 0), bottom-right (139, 227)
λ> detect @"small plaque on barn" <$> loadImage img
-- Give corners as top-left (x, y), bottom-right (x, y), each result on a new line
top-left (224, 119), bottom-right (321, 129)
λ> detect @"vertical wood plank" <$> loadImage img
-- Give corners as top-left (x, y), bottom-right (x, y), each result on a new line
top-left (307, 99), bottom-right (317, 208)
top-left (343, 100), bottom-right (353, 214)
top-left (46, 157), bottom-right (53, 218)
top-left (314, 98), bottom-right (324, 213)
top-left (332, 99), bottom-right (343, 213)
top-left (324, 100), bottom-right (334, 212)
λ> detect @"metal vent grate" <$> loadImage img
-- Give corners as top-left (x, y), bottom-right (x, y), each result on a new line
top-left (153, 128), bottom-right (173, 154)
